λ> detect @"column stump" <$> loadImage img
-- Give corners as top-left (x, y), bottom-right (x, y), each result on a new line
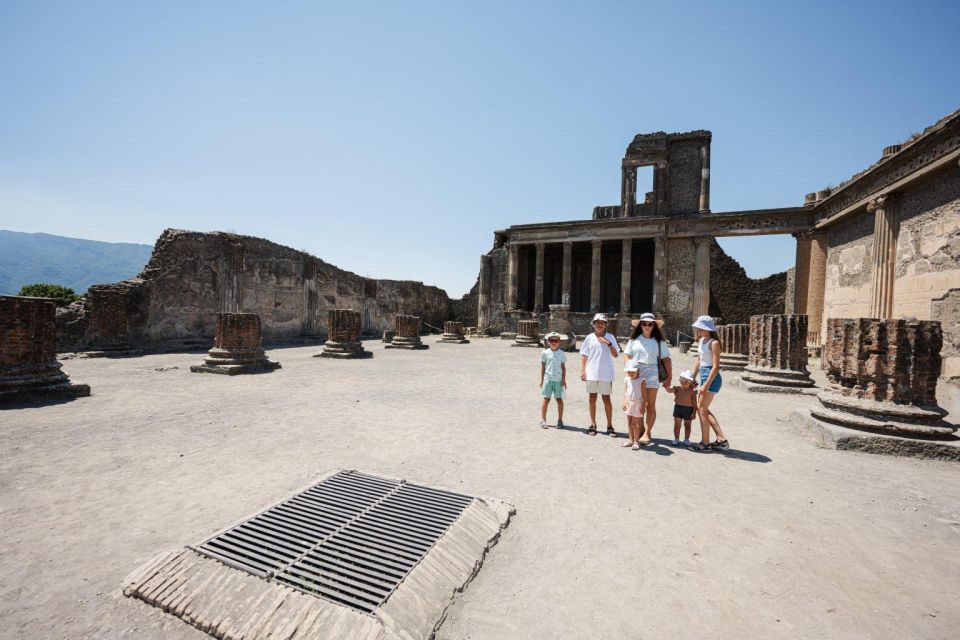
top-left (384, 315), bottom-right (428, 350)
top-left (316, 309), bottom-right (371, 359)
top-left (546, 304), bottom-right (577, 351)
top-left (439, 321), bottom-right (469, 344)
top-left (809, 319), bottom-right (956, 440)
top-left (513, 320), bottom-right (541, 347)
top-left (717, 323), bottom-right (750, 371)
top-left (740, 314), bottom-right (815, 394)
top-left (0, 296), bottom-right (90, 404)
top-left (382, 330), bottom-right (395, 344)
top-left (191, 313), bottom-right (281, 375)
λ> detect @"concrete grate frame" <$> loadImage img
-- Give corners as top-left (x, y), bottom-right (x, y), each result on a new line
top-left (123, 469), bottom-right (514, 640)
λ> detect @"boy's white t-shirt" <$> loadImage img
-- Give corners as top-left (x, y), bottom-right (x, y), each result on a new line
top-left (579, 332), bottom-right (620, 382)
top-left (625, 335), bottom-right (670, 365)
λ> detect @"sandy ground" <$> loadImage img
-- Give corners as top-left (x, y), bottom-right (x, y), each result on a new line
top-left (1, 337), bottom-right (959, 640)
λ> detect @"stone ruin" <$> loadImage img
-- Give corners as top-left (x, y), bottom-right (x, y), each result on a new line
top-left (717, 323), bottom-right (749, 371)
top-left (810, 318), bottom-right (956, 439)
top-left (1, 296), bottom-right (90, 404)
top-left (316, 309), bottom-right (371, 359)
top-left (384, 315), bottom-right (428, 350)
top-left (513, 320), bottom-right (541, 348)
top-left (741, 314), bottom-right (815, 393)
top-left (546, 304), bottom-right (577, 351)
top-left (440, 321), bottom-right (469, 344)
top-left (190, 313), bottom-right (281, 375)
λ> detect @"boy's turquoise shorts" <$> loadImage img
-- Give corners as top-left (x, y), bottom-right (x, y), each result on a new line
top-left (542, 380), bottom-right (565, 399)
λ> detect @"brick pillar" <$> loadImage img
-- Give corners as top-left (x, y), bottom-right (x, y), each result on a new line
top-left (717, 323), bottom-right (750, 371)
top-left (440, 321), bottom-right (469, 344)
top-left (0, 296), bottom-right (90, 404)
top-left (741, 314), bottom-right (815, 392)
top-left (698, 144), bottom-right (710, 213)
top-left (385, 315), bottom-right (428, 350)
top-left (692, 236), bottom-right (711, 319)
top-left (506, 244), bottom-right (518, 311)
top-left (806, 234), bottom-right (828, 347)
top-left (590, 240), bottom-right (602, 312)
top-left (868, 196), bottom-right (898, 320)
top-left (317, 309), bottom-right (370, 359)
top-left (652, 232), bottom-right (668, 315)
top-left (534, 242), bottom-right (545, 313)
top-left (192, 312), bottom-right (280, 374)
top-left (792, 234), bottom-right (813, 314)
top-left (620, 238), bottom-right (632, 314)
top-left (811, 318), bottom-right (955, 438)
top-left (514, 319), bottom-right (541, 347)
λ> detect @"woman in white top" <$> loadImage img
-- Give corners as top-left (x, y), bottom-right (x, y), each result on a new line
top-left (622, 312), bottom-right (672, 445)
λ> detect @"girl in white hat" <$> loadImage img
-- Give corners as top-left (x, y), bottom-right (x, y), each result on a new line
top-left (621, 360), bottom-right (647, 450)
top-left (689, 315), bottom-right (729, 451)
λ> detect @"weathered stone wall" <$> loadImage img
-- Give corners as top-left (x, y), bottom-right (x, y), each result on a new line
top-left (667, 138), bottom-right (705, 214)
top-left (709, 240), bottom-right (786, 325)
top-left (665, 237), bottom-right (695, 330)
top-left (822, 209), bottom-right (875, 327)
top-left (57, 229), bottom-right (451, 352)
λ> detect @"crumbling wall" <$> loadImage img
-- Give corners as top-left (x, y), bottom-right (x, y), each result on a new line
top-left (707, 240), bottom-right (785, 325)
top-left (821, 209), bottom-right (874, 325)
top-left (57, 229), bottom-right (451, 352)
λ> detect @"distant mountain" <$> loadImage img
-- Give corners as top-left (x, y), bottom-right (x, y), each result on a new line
top-left (0, 230), bottom-right (154, 295)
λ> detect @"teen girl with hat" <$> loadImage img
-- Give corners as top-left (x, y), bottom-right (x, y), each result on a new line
top-left (689, 315), bottom-right (729, 451)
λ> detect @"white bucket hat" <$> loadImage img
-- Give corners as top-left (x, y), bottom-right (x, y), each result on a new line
top-left (631, 312), bottom-right (664, 329)
top-left (692, 315), bottom-right (717, 332)
top-left (544, 331), bottom-right (562, 341)
top-left (591, 313), bottom-right (608, 325)
top-left (679, 369), bottom-right (696, 382)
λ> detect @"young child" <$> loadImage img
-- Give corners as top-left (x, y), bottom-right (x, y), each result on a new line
top-left (539, 331), bottom-right (567, 429)
top-left (621, 360), bottom-right (647, 449)
top-left (665, 369), bottom-right (698, 446)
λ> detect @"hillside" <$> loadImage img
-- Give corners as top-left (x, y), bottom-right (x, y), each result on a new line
top-left (0, 230), bottom-right (154, 295)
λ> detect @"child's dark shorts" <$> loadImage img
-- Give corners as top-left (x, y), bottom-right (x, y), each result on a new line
top-left (673, 404), bottom-right (695, 420)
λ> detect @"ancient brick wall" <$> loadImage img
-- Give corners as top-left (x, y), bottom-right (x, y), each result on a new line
top-left (213, 313), bottom-right (263, 352)
top-left (709, 240), bottom-right (786, 325)
top-left (57, 229), bottom-right (452, 352)
top-left (1, 296), bottom-right (58, 367)
top-left (666, 138), bottom-right (704, 214)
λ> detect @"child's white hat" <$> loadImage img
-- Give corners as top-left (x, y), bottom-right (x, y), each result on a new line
top-left (679, 369), bottom-right (696, 381)
top-left (624, 360), bottom-right (640, 372)
top-left (591, 313), bottom-right (608, 325)
top-left (544, 331), bottom-right (562, 340)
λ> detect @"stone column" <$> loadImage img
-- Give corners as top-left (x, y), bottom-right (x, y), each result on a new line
top-left (440, 321), bottom-right (469, 344)
top-left (506, 243), bottom-right (518, 311)
top-left (741, 314), bottom-right (815, 393)
top-left (717, 323), bottom-right (750, 371)
top-left (692, 236), bottom-right (711, 319)
top-left (534, 242), bottom-right (545, 313)
top-left (652, 232), bottom-right (668, 314)
top-left (620, 238), bottom-right (632, 314)
top-left (811, 318), bottom-right (955, 439)
top-left (0, 295), bottom-right (90, 404)
top-left (477, 254), bottom-right (491, 331)
top-left (806, 234), bottom-right (828, 347)
top-left (621, 165), bottom-right (636, 216)
top-left (868, 195), bottom-right (898, 320)
top-left (191, 312), bottom-right (281, 374)
top-left (316, 309), bottom-right (370, 359)
top-left (513, 319), bottom-right (541, 347)
top-left (547, 303), bottom-right (576, 351)
top-left (385, 315), bottom-right (428, 350)
top-left (590, 239), bottom-right (602, 312)
top-left (698, 144), bottom-right (711, 213)
top-left (784, 268), bottom-right (796, 314)
top-left (561, 241), bottom-right (572, 306)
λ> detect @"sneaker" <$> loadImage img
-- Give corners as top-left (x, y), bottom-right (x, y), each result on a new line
top-left (540, 421), bottom-right (549, 429)
top-left (556, 419), bottom-right (564, 429)
top-left (671, 439), bottom-right (680, 446)
top-left (683, 439), bottom-right (690, 446)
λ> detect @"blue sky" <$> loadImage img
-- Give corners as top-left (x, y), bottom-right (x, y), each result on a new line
top-left (1, 1), bottom-right (958, 296)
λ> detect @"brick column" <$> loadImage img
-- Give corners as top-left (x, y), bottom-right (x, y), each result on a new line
top-left (514, 319), bottom-right (541, 347)
top-left (692, 236), bottom-right (711, 318)
top-left (440, 321), bottom-right (469, 344)
top-left (192, 312), bottom-right (281, 374)
top-left (806, 234), bottom-right (828, 346)
top-left (317, 309), bottom-right (370, 358)
top-left (385, 315), bottom-right (428, 350)
top-left (506, 243), bottom-right (518, 311)
top-left (620, 238), bottom-right (632, 313)
top-left (868, 195), bottom-right (898, 320)
top-left (590, 239), bottom-right (602, 312)
top-left (741, 314), bottom-right (815, 393)
top-left (652, 232), bottom-right (668, 314)
top-left (792, 234), bottom-right (813, 314)
top-left (0, 296), bottom-right (90, 404)
top-left (561, 241), bottom-right (572, 306)
top-left (534, 242), bottom-right (545, 313)
top-left (811, 318), bottom-right (955, 438)
top-left (717, 323), bottom-right (750, 371)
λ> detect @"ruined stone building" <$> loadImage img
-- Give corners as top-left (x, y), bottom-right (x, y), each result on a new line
top-left (477, 109), bottom-right (960, 378)
top-left (57, 229), bottom-right (452, 353)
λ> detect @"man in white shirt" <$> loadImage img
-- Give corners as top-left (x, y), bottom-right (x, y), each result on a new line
top-left (579, 313), bottom-right (621, 436)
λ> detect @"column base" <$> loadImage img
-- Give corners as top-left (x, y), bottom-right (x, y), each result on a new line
top-left (190, 361), bottom-right (281, 375)
top-left (314, 341), bottom-right (372, 359)
top-left (384, 336), bottom-right (428, 350)
top-left (0, 380), bottom-right (91, 405)
top-left (719, 354), bottom-right (749, 371)
top-left (810, 390), bottom-right (955, 439)
top-left (512, 336), bottom-right (541, 347)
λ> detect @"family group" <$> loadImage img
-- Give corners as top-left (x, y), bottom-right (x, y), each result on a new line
top-left (537, 312), bottom-right (729, 451)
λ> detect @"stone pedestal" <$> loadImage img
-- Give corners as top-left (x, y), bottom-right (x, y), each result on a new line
top-left (741, 314), bottom-right (815, 393)
top-left (384, 315), bottom-right (428, 350)
top-left (382, 330), bottom-right (395, 343)
top-left (717, 323), bottom-right (749, 371)
top-left (513, 320), bottom-right (541, 347)
top-left (315, 309), bottom-right (370, 359)
top-left (0, 296), bottom-right (90, 404)
top-left (191, 313), bottom-right (281, 375)
top-left (810, 318), bottom-right (956, 438)
top-left (440, 321), bottom-right (469, 344)
top-left (546, 304), bottom-right (577, 351)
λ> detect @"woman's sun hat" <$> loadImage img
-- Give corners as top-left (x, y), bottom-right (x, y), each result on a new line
top-left (679, 369), bottom-right (696, 381)
top-left (692, 315), bottom-right (717, 332)
top-left (624, 360), bottom-right (640, 372)
top-left (630, 312), bottom-right (664, 328)
top-left (591, 313), bottom-right (608, 325)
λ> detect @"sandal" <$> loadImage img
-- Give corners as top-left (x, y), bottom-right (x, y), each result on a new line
top-left (712, 440), bottom-right (730, 450)
top-left (587, 425), bottom-right (597, 436)
top-left (606, 426), bottom-right (616, 437)
top-left (638, 436), bottom-right (652, 446)
top-left (688, 442), bottom-right (712, 451)
top-left (631, 442), bottom-right (640, 451)
top-left (621, 440), bottom-right (635, 448)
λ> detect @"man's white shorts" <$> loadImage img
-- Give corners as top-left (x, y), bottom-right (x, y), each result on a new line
top-left (585, 380), bottom-right (613, 395)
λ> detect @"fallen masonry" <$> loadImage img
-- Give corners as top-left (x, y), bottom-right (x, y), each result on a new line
top-left (190, 313), bottom-right (281, 375)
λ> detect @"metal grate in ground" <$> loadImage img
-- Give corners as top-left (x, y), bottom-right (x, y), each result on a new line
top-left (193, 470), bottom-right (473, 613)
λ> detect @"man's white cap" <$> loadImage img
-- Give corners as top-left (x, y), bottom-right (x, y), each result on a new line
top-left (624, 360), bottom-right (640, 372)
top-left (692, 315), bottom-right (717, 332)
top-left (592, 313), bottom-right (608, 325)
top-left (679, 369), bottom-right (696, 381)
